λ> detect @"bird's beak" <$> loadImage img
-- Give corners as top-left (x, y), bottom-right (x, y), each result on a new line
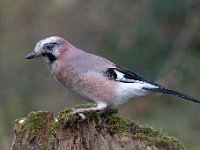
top-left (25, 51), bottom-right (42, 59)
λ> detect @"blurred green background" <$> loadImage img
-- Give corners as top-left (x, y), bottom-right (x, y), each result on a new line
top-left (0, 0), bottom-right (200, 149)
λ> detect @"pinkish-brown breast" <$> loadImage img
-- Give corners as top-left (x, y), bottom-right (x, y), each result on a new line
top-left (72, 72), bottom-right (117, 104)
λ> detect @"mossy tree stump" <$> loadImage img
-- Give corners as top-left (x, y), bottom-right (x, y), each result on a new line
top-left (11, 104), bottom-right (184, 150)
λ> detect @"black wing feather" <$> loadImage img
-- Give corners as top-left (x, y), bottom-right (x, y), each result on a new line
top-left (104, 65), bottom-right (148, 83)
top-left (104, 65), bottom-right (200, 104)
top-left (143, 86), bottom-right (200, 104)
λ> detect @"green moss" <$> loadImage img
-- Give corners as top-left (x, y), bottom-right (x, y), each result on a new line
top-left (131, 126), bottom-right (184, 150)
top-left (73, 103), bottom-right (97, 109)
top-left (56, 104), bottom-right (183, 149)
top-left (49, 121), bottom-right (59, 138)
top-left (16, 104), bottom-right (184, 150)
top-left (16, 111), bottom-right (59, 149)
top-left (57, 103), bottom-right (99, 126)
top-left (19, 111), bottom-right (48, 134)
top-left (104, 114), bottom-right (184, 150)
top-left (58, 112), bottom-right (80, 126)
top-left (105, 114), bottom-right (132, 135)
top-left (46, 121), bottom-right (59, 146)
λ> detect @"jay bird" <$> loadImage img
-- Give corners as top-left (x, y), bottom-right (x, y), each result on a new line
top-left (25, 36), bottom-right (200, 116)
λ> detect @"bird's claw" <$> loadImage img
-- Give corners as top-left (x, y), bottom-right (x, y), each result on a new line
top-left (70, 108), bottom-right (86, 120)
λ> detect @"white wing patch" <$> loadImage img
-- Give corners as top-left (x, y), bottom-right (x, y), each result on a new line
top-left (114, 70), bottom-right (141, 83)
top-left (114, 70), bottom-right (126, 80)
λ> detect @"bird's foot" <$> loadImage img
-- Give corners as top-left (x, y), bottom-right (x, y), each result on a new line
top-left (70, 108), bottom-right (87, 120)
top-left (70, 103), bottom-right (108, 120)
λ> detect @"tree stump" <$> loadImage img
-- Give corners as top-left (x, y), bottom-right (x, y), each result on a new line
top-left (10, 104), bottom-right (184, 150)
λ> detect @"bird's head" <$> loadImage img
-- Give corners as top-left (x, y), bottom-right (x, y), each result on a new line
top-left (25, 36), bottom-right (69, 62)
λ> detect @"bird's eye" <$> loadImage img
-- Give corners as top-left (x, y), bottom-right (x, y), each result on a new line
top-left (46, 45), bottom-right (53, 50)
top-left (44, 42), bottom-right (58, 51)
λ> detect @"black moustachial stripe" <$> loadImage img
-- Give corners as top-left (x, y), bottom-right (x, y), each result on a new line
top-left (44, 53), bottom-right (56, 62)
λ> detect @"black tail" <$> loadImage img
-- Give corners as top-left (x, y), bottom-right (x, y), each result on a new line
top-left (143, 86), bottom-right (200, 104)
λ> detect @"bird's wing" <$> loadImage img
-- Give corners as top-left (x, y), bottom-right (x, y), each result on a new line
top-left (103, 65), bottom-right (200, 103)
top-left (103, 65), bottom-right (152, 84)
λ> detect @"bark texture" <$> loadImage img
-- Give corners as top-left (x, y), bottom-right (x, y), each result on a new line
top-left (10, 104), bottom-right (184, 150)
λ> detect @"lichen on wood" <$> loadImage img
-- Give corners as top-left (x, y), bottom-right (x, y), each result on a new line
top-left (11, 103), bottom-right (184, 150)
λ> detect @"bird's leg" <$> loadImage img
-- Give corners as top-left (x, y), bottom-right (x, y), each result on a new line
top-left (70, 102), bottom-right (107, 120)
top-left (97, 105), bottom-right (118, 124)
